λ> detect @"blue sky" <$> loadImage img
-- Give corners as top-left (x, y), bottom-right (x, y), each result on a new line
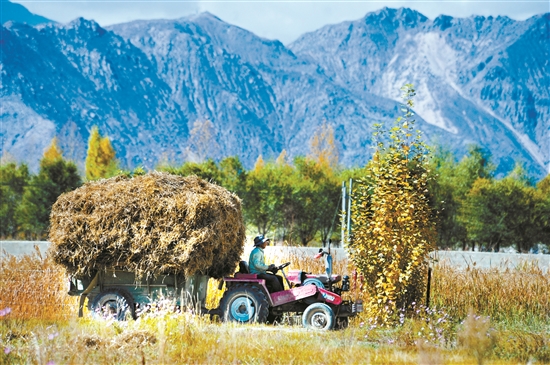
top-left (12, 0), bottom-right (550, 44)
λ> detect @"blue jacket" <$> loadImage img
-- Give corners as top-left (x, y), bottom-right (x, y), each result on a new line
top-left (249, 246), bottom-right (269, 274)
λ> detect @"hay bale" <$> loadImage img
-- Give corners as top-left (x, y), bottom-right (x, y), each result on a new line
top-left (48, 172), bottom-right (245, 279)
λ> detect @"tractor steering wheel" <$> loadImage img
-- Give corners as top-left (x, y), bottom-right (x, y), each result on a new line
top-left (278, 262), bottom-right (291, 270)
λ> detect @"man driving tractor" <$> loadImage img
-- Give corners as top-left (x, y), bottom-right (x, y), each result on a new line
top-left (249, 235), bottom-right (284, 292)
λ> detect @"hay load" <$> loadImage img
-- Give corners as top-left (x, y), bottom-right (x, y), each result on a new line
top-left (49, 172), bottom-right (246, 279)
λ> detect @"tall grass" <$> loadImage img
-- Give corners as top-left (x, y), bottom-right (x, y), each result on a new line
top-left (431, 261), bottom-right (550, 324)
top-left (1, 248), bottom-right (549, 364)
top-left (0, 248), bottom-right (78, 320)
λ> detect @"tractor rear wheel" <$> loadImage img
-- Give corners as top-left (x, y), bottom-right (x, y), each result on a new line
top-left (89, 287), bottom-right (135, 321)
top-left (302, 303), bottom-right (335, 330)
top-left (220, 284), bottom-right (269, 324)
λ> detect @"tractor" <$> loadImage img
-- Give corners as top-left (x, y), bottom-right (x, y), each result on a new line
top-left (68, 242), bottom-right (362, 330)
top-left (215, 242), bottom-right (363, 330)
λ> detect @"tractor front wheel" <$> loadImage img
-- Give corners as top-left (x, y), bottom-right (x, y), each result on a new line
top-left (302, 303), bottom-right (335, 330)
top-left (220, 284), bottom-right (269, 324)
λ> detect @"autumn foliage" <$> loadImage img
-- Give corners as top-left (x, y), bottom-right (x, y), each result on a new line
top-left (85, 126), bottom-right (118, 181)
top-left (349, 84), bottom-right (436, 324)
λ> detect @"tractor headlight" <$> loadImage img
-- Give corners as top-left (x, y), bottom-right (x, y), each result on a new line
top-left (341, 275), bottom-right (350, 292)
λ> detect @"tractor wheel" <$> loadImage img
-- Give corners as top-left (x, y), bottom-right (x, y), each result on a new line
top-left (220, 284), bottom-right (269, 324)
top-left (89, 288), bottom-right (135, 321)
top-left (302, 303), bottom-right (335, 330)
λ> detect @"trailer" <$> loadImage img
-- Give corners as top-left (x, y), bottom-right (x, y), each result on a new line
top-left (69, 271), bottom-right (210, 320)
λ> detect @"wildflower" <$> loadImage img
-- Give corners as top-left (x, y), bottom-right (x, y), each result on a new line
top-left (4, 347), bottom-right (11, 355)
top-left (46, 361), bottom-right (55, 365)
top-left (48, 332), bottom-right (59, 340)
top-left (0, 307), bottom-right (12, 317)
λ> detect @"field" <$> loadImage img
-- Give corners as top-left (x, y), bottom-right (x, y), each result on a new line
top-left (1, 247), bottom-right (549, 365)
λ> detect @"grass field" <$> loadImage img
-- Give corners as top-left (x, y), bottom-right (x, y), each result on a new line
top-left (1, 248), bottom-right (549, 364)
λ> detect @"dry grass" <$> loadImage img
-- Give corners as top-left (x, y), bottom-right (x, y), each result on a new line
top-left (1, 248), bottom-right (549, 364)
top-left (0, 248), bottom-right (77, 320)
top-left (431, 261), bottom-right (550, 323)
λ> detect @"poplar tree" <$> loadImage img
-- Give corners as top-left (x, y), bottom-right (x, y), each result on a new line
top-left (349, 84), bottom-right (437, 325)
top-left (85, 126), bottom-right (118, 181)
top-left (310, 122), bottom-right (339, 169)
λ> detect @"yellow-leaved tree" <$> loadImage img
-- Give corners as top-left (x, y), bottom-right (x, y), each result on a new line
top-left (43, 137), bottom-right (63, 162)
top-left (85, 126), bottom-right (118, 181)
top-left (309, 122), bottom-right (339, 169)
top-left (349, 84), bottom-right (436, 325)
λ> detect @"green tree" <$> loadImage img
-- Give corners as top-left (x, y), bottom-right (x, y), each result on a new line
top-left (16, 139), bottom-right (82, 238)
top-left (85, 126), bottom-right (118, 181)
top-left (243, 156), bottom-right (292, 237)
top-left (0, 161), bottom-right (30, 238)
top-left (349, 84), bottom-right (437, 324)
top-left (460, 167), bottom-right (549, 252)
top-left (429, 145), bottom-right (494, 250)
top-left (160, 159), bottom-right (222, 184)
top-left (288, 157), bottom-right (340, 246)
top-left (535, 175), bottom-right (550, 245)
top-left (218, 156), bottom-right (247, 197)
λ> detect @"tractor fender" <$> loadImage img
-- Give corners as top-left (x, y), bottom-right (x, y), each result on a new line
top-left (223, 280), bottom-right (273, 306)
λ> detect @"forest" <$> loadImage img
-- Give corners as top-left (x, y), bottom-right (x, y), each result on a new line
top-left (1, 122), bottom-right (549, 253)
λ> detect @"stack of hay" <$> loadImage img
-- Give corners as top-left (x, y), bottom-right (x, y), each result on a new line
top-left (49, 172), bottom-right (245, 279)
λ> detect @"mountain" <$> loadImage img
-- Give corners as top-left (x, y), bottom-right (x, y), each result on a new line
top-left (1, 0), bottom-right (53, 26)
top-left (107, 13), bottom-right (442, 169)
top-left (1, 19), bottom-right (189, 169)
top-left (289, 8), bottom-right (549, 176)
top-left (1, 7), bottom-right (548, 178)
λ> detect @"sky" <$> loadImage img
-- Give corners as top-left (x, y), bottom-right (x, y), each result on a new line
top-left (12, 0), bottom-right (550, 44)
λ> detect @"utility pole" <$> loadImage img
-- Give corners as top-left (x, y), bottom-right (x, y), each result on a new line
top-left (341, 179), bottom-right (353, 248)
top-left (341, 181), bottom-right (346, 248)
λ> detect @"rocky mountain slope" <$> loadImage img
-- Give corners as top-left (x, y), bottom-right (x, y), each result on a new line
top-left (289, 8), bottom-right (549, 175)
top-left (1, 6), bottom-right (548, 178)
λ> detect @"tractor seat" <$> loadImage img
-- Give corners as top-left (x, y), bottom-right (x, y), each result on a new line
top-left (238, 260), bottom-right (250, 274)
top-left (234, 261), bottom-right (259, 280)
top-left (306, 274), bottom-right (341, 284)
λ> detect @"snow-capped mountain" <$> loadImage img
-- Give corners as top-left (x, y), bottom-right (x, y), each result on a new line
top-left (1, 6), bottom-right (548, 178)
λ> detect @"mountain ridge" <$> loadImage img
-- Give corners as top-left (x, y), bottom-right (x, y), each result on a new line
top-left (1, 5), bottom-right (548, 178)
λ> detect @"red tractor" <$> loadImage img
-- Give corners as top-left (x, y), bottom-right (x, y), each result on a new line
top-left (215, 244), bottom-right (363, 330)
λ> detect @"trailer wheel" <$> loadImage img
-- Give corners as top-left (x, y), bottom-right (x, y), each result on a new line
top-left (302, 303), bottom-right (335, 330)
top-left (220, 284), bottom-right (269, 324)
top-left (89, 288), bottom-right (135, 321)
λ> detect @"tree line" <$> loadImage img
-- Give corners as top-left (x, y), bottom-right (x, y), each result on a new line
top-left (1, 123), bottom-right (549, 252)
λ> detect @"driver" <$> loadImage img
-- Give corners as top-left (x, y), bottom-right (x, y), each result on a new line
top-left (249, 235), bottom-right (284, 293)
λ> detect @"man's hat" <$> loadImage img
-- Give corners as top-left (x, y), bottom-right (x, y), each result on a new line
top-left (253, 235), bottom-right (270, 246)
